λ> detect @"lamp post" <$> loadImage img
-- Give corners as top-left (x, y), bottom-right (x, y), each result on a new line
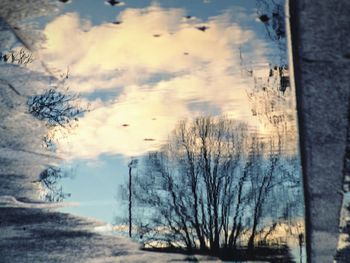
top-left (128, 159), bottom-right (138, 238)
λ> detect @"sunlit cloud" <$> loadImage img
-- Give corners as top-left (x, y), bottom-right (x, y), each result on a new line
top-left (57, 74), bottom-right (260, 159)
top-left (41, 4), bottom-right (270, 159)
top-left (57, 84), bottom-right (190, 159)
top-left (41, 5), bottom-right (257, 90)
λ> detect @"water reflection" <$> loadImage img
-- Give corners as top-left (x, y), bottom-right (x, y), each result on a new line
top-left (35, 167), bottom-right (71, 202)
top-left (114, 116), bottom-right (304, 260)
top-left (1, 0), bottom-right (306, 261)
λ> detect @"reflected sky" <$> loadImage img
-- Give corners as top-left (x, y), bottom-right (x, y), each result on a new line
top-left (45, 2), bottom-right (267, 159)
top-left (29, 0), bottom-right (298, 225)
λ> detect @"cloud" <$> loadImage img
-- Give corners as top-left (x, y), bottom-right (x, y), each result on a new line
top-left (57, 83), bottom-right (189, 159)
top-left (41, 6), bottom-right (257, 91)
top-left (56, 73), bottom-right (261, 159)
top-left (41, 4), bottom-right (270, 159)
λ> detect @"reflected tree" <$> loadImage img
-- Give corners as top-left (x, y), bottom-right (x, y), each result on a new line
top-left (248, 0), bottom-right (292, 144)
top-left (121, 116), bottom-right (301, 256)
top-left (0, 0), bottom-right (83, 203)
top-left (27, 66), bottom-right (88, 151)
top-left (33, 166), bottom-right (71, 202)
top-left (26, 85), bottom-right (86, 199)
top-left (246, 138), bottom-right (278, 250)
top-left (131, 117), bottom-right (248, 252)
top-left (28, 88), bottom-right (82, 128)
top-left (243, 1), bottom-right (303, 244)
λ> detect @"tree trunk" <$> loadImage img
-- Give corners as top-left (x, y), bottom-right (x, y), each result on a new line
top-left (248, 216), bottom-right (258, 251)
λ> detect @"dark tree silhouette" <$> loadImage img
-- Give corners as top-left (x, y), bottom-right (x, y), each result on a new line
top-left (27, 88), bottom-right (83, 128)
top-left (246, 138), bottom-right (278, 250)
top-left (27, 81), bottom-right (89, 152)
top-left (33, 167), bottom-right (71, 202)
top-left (120, 116), bottom-right (301, 256)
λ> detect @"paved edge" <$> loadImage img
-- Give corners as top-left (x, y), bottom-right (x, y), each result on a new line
top-left (289, 0), bottom-right (350, 262)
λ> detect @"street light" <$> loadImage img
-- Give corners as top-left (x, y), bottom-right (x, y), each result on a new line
top-left (128, 159), bottom-right (138, 238)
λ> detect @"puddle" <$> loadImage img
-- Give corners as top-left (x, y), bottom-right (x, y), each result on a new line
top-left (0, 0), bottom-right (306, 261)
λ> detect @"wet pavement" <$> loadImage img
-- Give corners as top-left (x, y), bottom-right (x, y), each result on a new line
top-left (0, 206), bottom-right (219, 262)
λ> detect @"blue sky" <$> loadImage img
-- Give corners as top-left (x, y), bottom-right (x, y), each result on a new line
top-left (60, 154), bottom-right (129, 222)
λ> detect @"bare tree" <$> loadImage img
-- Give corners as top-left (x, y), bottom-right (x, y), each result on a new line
top-left (129, 117), bottom-right (251, 253)
top-left (32, 166), bottom-right (71, 202)
top-left (27, 88), bottom-right (83, 128)
top-left (123, 116), bottom-right (302, 256)
top-left (246, 137), bottom-right (278, 250)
